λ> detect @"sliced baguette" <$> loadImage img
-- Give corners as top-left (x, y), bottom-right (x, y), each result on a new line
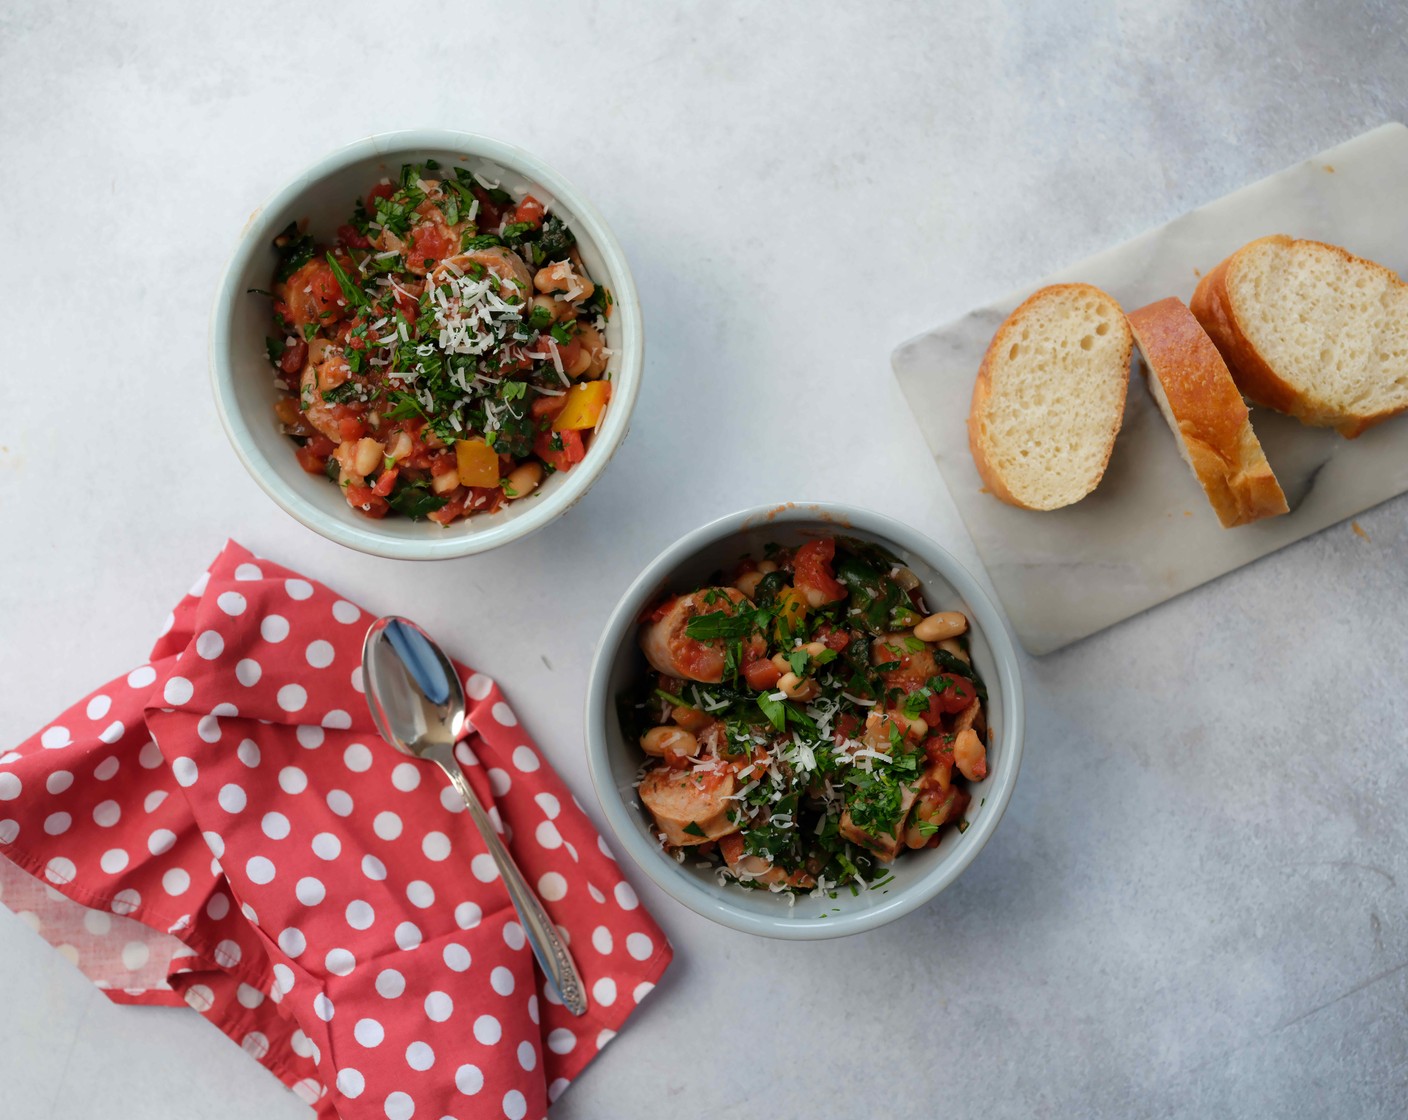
top-left (1128, 297), bottom-right (1288, 528)
top-left (968, 283), bottom-right (1133, 510)
top-left (1190, 235), bottom-right (1408, 438)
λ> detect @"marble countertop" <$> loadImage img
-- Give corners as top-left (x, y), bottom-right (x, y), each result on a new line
top-left (2, 2), bottom-right (1405, 1117)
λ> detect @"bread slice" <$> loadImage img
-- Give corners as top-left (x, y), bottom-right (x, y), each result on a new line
top-left (968, 283), bottom-right (1133, 510)
top-left (1190, 235), bottom-right (1408, 438)
top-left (1127, 297), bottom-right (1289, 528)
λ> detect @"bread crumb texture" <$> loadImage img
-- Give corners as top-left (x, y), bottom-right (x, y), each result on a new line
top-left (972, 285), bottom-right (1131, 509)
top-left (1228, 237), bottom-right (1408, 426)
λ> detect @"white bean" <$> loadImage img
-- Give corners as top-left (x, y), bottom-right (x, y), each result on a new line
top-left (431, 468), bottom-right (460, 494)
top-left (353, 437), bottom-right (384, 477)
top-left (914, 611), bottom-right (969, 643)
top-left (734, 571), bottom-right (765, 598)
top-left (503, 461), bottom-right (543, 499)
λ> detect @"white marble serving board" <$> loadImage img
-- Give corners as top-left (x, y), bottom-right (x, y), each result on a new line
top-left (892, 122), bottom-right (1408, 656)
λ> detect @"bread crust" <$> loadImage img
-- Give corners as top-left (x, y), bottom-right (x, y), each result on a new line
top-left (1128, 297), bottom-right (1288, 528)
top-left (1190, 234), bottom-right (1408, 438)
top-left (967, 283), bottom-right (1131, 510)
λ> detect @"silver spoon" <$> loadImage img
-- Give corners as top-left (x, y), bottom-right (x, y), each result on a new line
top-left (362, 615), bottom-right (588, 1017)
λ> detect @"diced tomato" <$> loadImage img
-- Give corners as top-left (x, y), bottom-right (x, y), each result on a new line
top-left (407, 222), bottom-right (455, 275)
top-left (925, 737), bottom-right (955, 769)
top-left (742, 638), bottom-right (781, 690)
top-left (372, 469), bottom-right (398, 497)
top-left (498, 348), bottom-right (533, 375)
top-left (794, 539), bottom-right (847, 605)
top-left (814, 624), bottom-right (852, 652)
top-left (531, 394), bottom-right (569, 419)
top-left (344, 485), bottom-right (389, 518)
top-left (337, 415), bottom-right (367, 442)
top-left (429, 453), bottom-right (457, 478)
top-left (744, 659), bottom-right (782, 691)
top-left (533, 427), bottom-right (585, 473)
top-left (392, 285), bottom-right (419, 326)
top-left (511, 195), bottom-right (545, 228)
top-left (426, 489), bottom-right (467, 526)
top-left (925, 676), bottom-right (976, 720)
top-left (344, 315), bottom-right (368, 351)
top-left (295, 443), bottom-right (328, 474)
top-left (671, 705), bottom-right (713, 734)
top-left (337, 223), bottom-right (371, 249)
top-left (401, 425), bottom-right (435, 469)
top-left (647, 597), bottom-right (676, 624)
top-left (833, 711), bottom-right (862, 743)
top-left (284, 260), bottom-right (346, 327)
top-left (555, 336), bottom-right (583, 372)
top-left (366, 183), bottom-right (395, 210)
top-left (468, 486), bottom-right (505, 515)
top-left (278, 339), bottom-right (308, 375)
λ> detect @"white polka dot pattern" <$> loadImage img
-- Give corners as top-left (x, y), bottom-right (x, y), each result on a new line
top-left (0, 542), bottom-right (670, 1120)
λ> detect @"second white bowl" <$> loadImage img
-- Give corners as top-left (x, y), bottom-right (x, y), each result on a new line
top-left (585, 503), bottom-right (1025, 939)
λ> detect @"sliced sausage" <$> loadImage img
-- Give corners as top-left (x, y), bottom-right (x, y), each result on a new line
top-left (640, 588), bottom-right (749, 683)
top-left (434, 246), bottom-right (535, 303)
top-left (638, 765), bottom-right (739, 847)
top-left (839, 779), bottom-right (919, 863)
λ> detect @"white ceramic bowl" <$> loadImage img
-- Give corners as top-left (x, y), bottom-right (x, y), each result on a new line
top-left (210, 131), bottom-right (642, 559)
top-left (585, 503), bottom-right (1025, 939)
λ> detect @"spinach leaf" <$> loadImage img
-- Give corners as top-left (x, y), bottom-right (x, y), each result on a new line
top-left (384, 391), bottom-right (425, 421)
top-left (325, 253), bottom-right (368, 309)
top-left (386, 481), bottom-right (448, 521)
top-left (537, 215), bottom-right (576, 259)
top-left (272, 221), bottom-right (315, 281)
top-left (751, 571), bottom-right (789, 607)
top-left (835, 553), bottom-right (922, 635)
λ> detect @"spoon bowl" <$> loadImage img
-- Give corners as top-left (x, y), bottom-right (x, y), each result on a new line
top-left (362, 617), bottom-right (465, 757)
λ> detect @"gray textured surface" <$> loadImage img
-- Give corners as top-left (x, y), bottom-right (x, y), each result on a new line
top-left (1, 2), bottom-right (1406, 1118)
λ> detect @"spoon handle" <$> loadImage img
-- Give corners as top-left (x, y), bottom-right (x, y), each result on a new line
top-left (434, 754), bottom-right (589, 1017)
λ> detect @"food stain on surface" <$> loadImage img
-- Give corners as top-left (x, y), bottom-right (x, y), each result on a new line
top-left (1323, 164), bottom-right (1336, 173)
top-left (1352, 520), bottom-right (1370, 541)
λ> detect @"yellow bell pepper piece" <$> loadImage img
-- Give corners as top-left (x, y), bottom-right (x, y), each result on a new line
top-left (774, 586), bottom-right (808, 642)
top-left (552, 380), bottom-right (612, 432)
top-left (454, 438), bottom-right (500, 489)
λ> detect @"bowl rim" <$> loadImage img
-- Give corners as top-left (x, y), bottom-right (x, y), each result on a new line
top-left (208, 128), bottom-right (643, 560)
top-left (584, 501), bottom-right (1026, 940)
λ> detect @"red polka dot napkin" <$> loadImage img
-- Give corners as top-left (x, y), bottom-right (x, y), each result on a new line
top-left (0, 541), bottom-right (671, 1119)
